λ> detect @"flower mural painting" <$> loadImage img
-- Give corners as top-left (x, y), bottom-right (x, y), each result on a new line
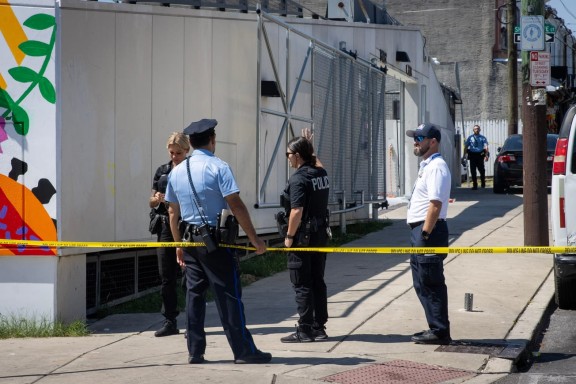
top-left (0, 13), bottom-right (56, 136)
top-left (1, 9), bottom-right (58, 256)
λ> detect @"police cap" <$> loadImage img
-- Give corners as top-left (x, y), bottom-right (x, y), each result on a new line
top-left (183, 119), bottom-right (218, 136)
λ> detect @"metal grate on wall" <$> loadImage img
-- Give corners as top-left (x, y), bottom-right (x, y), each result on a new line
top-left (257, 12), bottom-right (396, 209)
top-left (86, 249), bottom-right (161, 315)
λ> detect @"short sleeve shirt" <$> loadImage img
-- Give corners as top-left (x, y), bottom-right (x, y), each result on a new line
top-left (165, 149), bottom-right (239, 226)
top-left (407, 153), bottom-right (451, 224)
top-left (284, 164), bottom-right (330, 219)
top-left (465, 134), bottom-right (488, 153)
top-left (151, 161), bottom-right (172, 216)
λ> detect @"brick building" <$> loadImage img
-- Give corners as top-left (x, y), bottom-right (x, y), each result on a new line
top-left (300, 0), bottom-right (576, 128)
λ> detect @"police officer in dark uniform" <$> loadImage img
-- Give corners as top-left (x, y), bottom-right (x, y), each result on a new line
top-left (165, 118), bottom-right (271, 364)
top-left (149, 132), bottom-right (190, 337)
top-left (280, 131), bottom-right (330, 343)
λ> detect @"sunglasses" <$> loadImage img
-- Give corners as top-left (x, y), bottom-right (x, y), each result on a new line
top-left (414, 136), bottom-right (426, 143)
top-left (286, 152), bottom-right (294, 158)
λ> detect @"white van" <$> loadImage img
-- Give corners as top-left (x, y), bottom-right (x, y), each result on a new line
top-left (551, 105), bottom-right (576, 309)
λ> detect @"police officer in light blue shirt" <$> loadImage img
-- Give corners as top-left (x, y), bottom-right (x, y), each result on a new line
top-left (464, 125), bottom-right (489, 190)
top-left (165, 118), bottom-right (271, 365)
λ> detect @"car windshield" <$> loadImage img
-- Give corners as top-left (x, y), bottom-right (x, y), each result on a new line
top-left (502, 135), bottom-right (523, 151)
top-left (501, 134), bottom-right (559, 151)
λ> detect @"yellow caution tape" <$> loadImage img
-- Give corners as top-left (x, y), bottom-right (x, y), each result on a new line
top-left (2, 239), bottom-right (576, 254)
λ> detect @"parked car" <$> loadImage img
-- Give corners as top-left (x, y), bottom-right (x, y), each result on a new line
top-left (492, 133), bottom-right (558, 193)
top-left (551, 105), bottom-right (576, 309)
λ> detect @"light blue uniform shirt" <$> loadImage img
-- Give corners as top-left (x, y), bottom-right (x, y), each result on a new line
top-left (465, 134), bottom-right (488, 153)
top-left (165, 149), bottom-right (239, 226)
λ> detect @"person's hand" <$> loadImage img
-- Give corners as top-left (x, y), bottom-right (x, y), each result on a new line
top-left (155, 192), bottom-right (165, 203)
top-left (302, 127), bottom-right (313, 141)
top-left (252, 237), bottom-right (267, 255)
top-left (284, 237), bottom-right (294, 248)
top-left (176, 247), bottom-right (185, 268)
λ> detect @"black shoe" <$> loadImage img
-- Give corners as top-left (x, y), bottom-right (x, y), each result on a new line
top-left (154, 320), bottom-right (179, 337)
top-left (411, 331), bottom-right (451, 345)
top-left (311, 325), bottom-right (328, 341)
top-left (412, 329), bottom-right (428, 337)
top-left (281, 325), bottom-right (314, 343)
top-left (471, 185), bottom-right (478, 190)
top-left (234, 350), bottom-right (272, 364)
top-left (188, 355), bottom-right (205, 364)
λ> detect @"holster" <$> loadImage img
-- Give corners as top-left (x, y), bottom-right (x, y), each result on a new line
top-left (275, 211), bottom-right (289, 238)
top-left (217, 215), bottom-right (239, 244)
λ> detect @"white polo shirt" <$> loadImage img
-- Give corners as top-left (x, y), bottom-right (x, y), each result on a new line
top-left (407, 153), bottom-right (451, 224)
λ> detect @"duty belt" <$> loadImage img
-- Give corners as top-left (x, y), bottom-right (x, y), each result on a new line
top-left (408, 218), bottom-right (446, 229)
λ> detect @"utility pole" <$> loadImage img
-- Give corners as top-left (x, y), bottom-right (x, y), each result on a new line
top-left (507, 0), bottom-right (518, 136)
top-left (521, 0), bottom-right (548, 246)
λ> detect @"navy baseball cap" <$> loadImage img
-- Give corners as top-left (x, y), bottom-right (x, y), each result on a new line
top-left (406, 123), bottom-right (441, 142)
top-left (183, 119), bottom-right (218, 136)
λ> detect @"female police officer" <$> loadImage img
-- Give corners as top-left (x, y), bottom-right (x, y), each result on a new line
top-left (149, 132), bottom-right (190, 337)
top-left (280, 131), bottom-right (330, 343)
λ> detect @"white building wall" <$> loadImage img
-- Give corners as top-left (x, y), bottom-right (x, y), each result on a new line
top-left (1, 0), bottom-right (455, 321)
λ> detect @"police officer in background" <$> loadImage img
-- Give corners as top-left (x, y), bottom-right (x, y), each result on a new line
top-left (464, 125), bottom-right (489, 190)
top-left (149, 132), bottom-right (190, 337)
top-left (405, 123), bottom-right (452, 345)
top-left (166, 119), bottom-right (271, 364)
top-left (280, 129), bottom-right (330, 343)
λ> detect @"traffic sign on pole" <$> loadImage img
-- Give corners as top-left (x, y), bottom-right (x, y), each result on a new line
top-left (530, 51), bottom-right (550, 86)
top-left (521, 16), bottom-right (545, 51)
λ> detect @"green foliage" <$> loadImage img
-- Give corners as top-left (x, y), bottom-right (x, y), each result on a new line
top-left (240, 251), bottom-right (287, 279)
top-left (329, 220), bottom-right (391, 245)
top-left (0, 314), bottom-right (90, 339)
top-left (23, 13), bottom-right (56, 30)
top-left (1, 13), bottom-right (57, 134)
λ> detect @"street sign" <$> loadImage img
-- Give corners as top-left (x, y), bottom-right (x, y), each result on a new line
top-left (530, 51), bottom-right (550, 87)
top-left (514, 33), bottom-right (521, 43)
top-left (546, 32), bottom-right (555, 42)
top-left (521, 16), bottom-right (545, 51)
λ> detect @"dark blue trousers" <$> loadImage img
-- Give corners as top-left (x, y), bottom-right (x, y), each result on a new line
top-left (183, 239), bottom-right (258, 359)
top-left (410, 221), bottom-right (450, 338)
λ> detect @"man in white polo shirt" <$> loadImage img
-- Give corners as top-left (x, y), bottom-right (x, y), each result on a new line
top-left (405, 123), bottom-right (452, 345)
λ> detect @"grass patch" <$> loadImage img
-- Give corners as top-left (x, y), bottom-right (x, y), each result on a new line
top-left (0, 314), bottom-right (90, 339)
top-left (93, 219), bottom-right (392, 318)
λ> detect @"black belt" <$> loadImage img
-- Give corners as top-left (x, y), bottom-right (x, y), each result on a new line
top-left (408, 219), bottom-right (446, 229)
top-left (180, 221), bottom-right (217, 241)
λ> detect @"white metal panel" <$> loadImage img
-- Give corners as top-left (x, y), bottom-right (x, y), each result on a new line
top-left (60, 9), bottom-right (116, 243)
top-left (151, 16), bottom-right (185, 172)
top-left (114, 13), bottom-right (153, 240)
top-left (212, 19), bottom-right (260, 207)
top-left (183, 16), bottom-right (213, 123)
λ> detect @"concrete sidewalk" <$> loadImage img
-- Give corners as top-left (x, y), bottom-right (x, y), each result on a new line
top-left (0, 187), bottom-right (554, 384)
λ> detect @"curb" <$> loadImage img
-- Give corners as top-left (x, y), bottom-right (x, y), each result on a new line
top-left (499, 268), bottom-right (555, 371)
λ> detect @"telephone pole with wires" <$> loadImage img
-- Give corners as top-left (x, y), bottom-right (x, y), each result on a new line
top-left (521, 0), bottom-right (549, 246)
